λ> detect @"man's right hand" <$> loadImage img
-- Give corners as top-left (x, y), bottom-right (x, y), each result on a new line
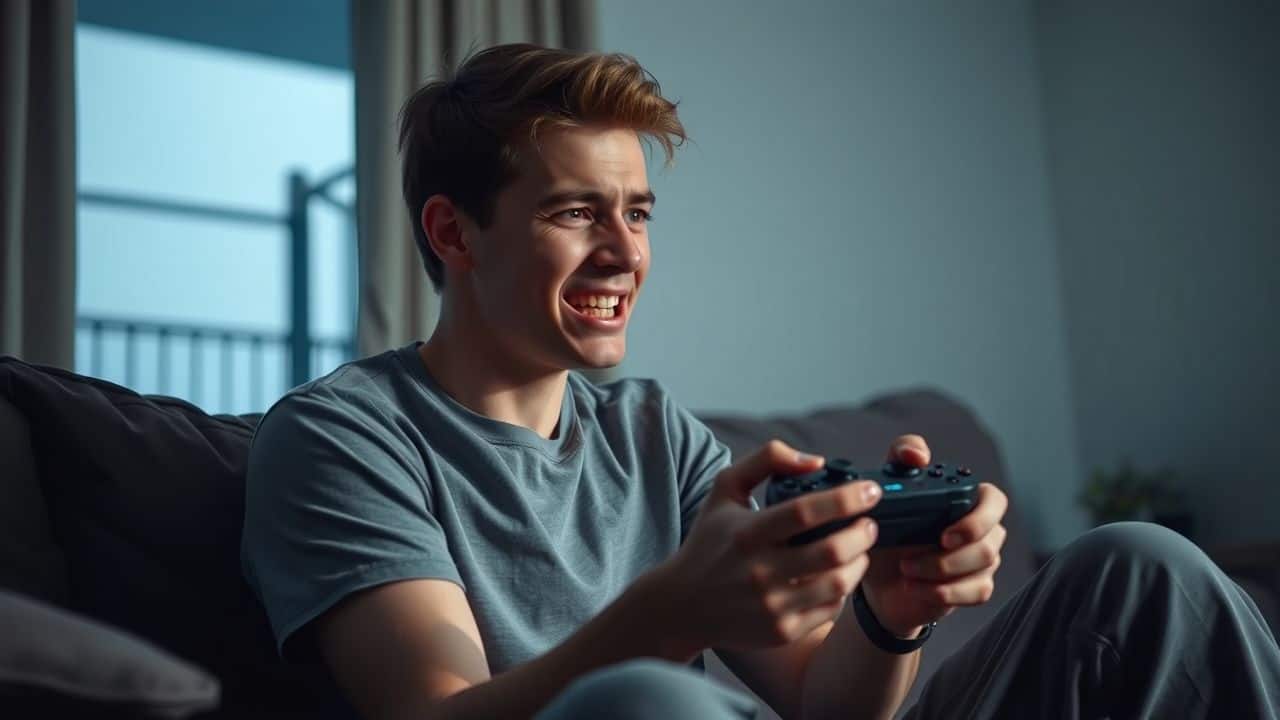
top-left (653, 439), bottom-right (884, 654)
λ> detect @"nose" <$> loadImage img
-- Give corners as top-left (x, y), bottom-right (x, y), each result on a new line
top-left (592, 213), bottom-right (644, 273)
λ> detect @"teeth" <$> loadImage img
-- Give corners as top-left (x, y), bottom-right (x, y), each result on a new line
top-left (566, 294), bottom-right (621, 309)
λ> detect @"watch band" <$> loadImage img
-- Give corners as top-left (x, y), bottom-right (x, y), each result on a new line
top-left (851, 586), bottom-right (936, 654)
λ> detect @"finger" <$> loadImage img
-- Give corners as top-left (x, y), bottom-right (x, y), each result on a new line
top-left (764, 597), bottom-right (847, 646)
top-left (916, 568), bottom-right (999, 608)
top-left (737, 480), bottom-right (882, 550)
top-left (886, 433), bottom-right (931, 467)
top-left (714, 439), bottom-right (824, 504)
top-left (940, 482), bottom-right (1009, 550)
top-left (765, 516), bottom-right (878, 581)
top-left (901, 524), bottom-right (1006, 581)
top-left (777, 555), bottom-right (870, 613)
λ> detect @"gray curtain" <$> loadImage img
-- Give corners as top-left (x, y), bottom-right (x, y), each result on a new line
top-left (351, 0), bottom-right (598, 358)
top-left (0, 0), bottom-right (77, 369)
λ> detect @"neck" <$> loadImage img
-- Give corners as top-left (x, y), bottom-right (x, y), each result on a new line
top-left (418, 297), bottom-right (568, 440)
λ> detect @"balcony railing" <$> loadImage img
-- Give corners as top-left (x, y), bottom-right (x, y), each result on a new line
top-left (77, 166), bottom-right (356, 415)
top-left (75, 315), bottom-right (352, 414)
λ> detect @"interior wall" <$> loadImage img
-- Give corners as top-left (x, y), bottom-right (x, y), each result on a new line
top-left (600, 0), bottom-right (1085, 549)
top-left (1037, 0), bottom-right (1280, 546)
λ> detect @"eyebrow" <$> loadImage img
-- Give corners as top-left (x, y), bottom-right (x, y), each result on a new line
top-left (536, 189), bottom-right (657, 210)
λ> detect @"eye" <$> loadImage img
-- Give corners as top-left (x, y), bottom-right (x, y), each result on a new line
top-left (627, 209), bottom-right (654, 224)
top-left (556, 207), bottom-right (594, 223)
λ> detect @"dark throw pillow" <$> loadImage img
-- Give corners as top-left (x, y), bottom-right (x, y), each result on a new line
top-left (0, 589), bottom-right (219, 717)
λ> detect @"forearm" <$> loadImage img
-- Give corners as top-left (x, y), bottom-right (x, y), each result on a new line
top-left (801, 600), bottom-right (921, 720)
top-left (430, 570), bottom-right (696, 720)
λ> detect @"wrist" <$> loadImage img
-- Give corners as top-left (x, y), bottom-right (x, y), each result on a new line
top-left (857, 585), bottom-right (925, 640)
top-left (631, 561), bottom-right (705, 663)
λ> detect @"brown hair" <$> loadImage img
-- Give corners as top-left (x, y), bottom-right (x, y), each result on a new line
top-left (397, 43), bottom-right (687, 290)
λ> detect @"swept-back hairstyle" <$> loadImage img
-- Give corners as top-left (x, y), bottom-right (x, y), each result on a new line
top-left (398, 43), bottom-right (686, 289)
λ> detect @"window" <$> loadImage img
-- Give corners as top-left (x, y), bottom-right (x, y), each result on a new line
top-left (75, 1), bottom-right (354, 415)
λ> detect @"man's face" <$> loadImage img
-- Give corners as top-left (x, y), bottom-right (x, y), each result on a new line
top-left (461, 125), bottom-right (652, 372)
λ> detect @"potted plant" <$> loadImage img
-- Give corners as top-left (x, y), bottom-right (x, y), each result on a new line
top-left (1078, 459), bottom-right (1192, 538)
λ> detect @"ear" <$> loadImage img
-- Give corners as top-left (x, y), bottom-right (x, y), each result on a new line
top-left (421, 194), bottom-right (475, 273)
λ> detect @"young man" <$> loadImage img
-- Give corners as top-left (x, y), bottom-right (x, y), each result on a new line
top-left (242, 44), bottom-right (1280, 719)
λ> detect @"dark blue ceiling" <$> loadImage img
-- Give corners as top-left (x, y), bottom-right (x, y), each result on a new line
top-left (77, 0), bottom-right (350, 71)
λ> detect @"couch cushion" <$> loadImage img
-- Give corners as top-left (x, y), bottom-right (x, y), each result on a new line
top-left (0, 589), bottom-right (219, 717)
top-left (0, 357), bottom-right (327, 716)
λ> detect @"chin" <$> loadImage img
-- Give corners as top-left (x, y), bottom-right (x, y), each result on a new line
top-left (572, 343), bottom-right (626, 370)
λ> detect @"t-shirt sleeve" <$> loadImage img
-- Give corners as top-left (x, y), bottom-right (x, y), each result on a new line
top-left (663, 393), bottom-right (734, 544)
top-left (240, 390), bottom-right (461, 658)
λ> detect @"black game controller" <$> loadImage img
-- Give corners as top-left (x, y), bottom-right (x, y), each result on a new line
top-left (765, 458), bottom-right (979, 547)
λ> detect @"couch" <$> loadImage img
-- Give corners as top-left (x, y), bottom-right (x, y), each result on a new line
top-left (2, 355), bottom-right (1276, 718)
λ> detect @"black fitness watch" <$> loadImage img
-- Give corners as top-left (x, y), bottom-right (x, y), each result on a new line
top-left (851, 586), bottom-right (936, 654)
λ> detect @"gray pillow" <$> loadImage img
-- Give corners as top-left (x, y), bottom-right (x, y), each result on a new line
top-left (0, 589), bottom-right (219, 717)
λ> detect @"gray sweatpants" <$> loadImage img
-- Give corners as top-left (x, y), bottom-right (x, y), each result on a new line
top-left (536, 522), bottom-right (1280, 719)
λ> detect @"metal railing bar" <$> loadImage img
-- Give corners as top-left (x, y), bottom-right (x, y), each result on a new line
top-left (124, 323), bottom-right (137, 390)
top-left (310, 191), bottom-right (354, 214)
top-left (288, 172), bottom-right (311, 389)
top-left (190, 331), bottom-right (202, 407)
top-left (76, 315), bottom-right (287, 344)
top-left (158, 328), bottom-right (171, 395)
top-left (221, 333), bottom-right (233, 413)
top-left (307, 166), bottom-right (354, 196)
top-left (78, 315), bottom-right (348, 348)
top-left (250, 337), bottom-right (263, 414)
top-left (79, 189), bottom-right (285, 227)
top-left (91, 320), bottom-right (104, 377)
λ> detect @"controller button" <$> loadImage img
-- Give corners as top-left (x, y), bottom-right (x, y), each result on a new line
top-left (882, 462), bottom-right (922, 478)
top-left (782, 477), bottom-right (798, 489)
top-left (946, 475), bottom-right (958, 484)
top-left (883, 482), bottom-right (904, 492)
top-left (928, 468), bottom-right (944, 477)
top-left (828, 458), bottom-right (855, 473)
top-left (934, 463), bottom-right (945, 469)
top-left (958, 466), bottom-right (973, 476)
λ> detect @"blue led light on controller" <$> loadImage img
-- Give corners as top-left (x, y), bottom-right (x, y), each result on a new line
top-left (884, 483), bottom-right (904, 492)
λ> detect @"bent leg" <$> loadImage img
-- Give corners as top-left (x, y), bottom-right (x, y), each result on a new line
top-left (904, 522), bottom-right (1280, 719)
top-left (535, 659), bottom-right (758, 720)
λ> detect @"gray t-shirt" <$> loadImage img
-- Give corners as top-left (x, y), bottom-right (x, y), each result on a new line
top-left (240, 341), bottom-right (731, 670)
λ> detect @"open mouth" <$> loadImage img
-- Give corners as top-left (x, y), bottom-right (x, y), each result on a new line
top-left (563, 292), bottom-right (627, 322)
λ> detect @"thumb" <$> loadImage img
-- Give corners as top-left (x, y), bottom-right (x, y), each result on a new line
top-left (714, 439), bottom-right (825, 504)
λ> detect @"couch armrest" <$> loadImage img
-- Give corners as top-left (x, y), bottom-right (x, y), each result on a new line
top-left (1210, 543), bottom-right (1280, 636)
top-left (0, 395), bottom-right (70, 605)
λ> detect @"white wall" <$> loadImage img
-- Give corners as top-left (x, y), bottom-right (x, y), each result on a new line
top-left (601, 0), bottom-right (1086, 550)
top-left (1037, 0), bottom-right (1280, 546)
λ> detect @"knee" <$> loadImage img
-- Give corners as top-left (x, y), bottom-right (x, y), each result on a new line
top-left (545, 659), bottom-right (732, 720)
top-left (1053, 521), bottom-right (1216, 588)
top-left (565, 659), bottom-right (690, 700)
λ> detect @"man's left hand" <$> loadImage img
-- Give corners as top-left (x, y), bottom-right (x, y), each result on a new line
top-left (859, 434), bottom-right (1009, 638)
